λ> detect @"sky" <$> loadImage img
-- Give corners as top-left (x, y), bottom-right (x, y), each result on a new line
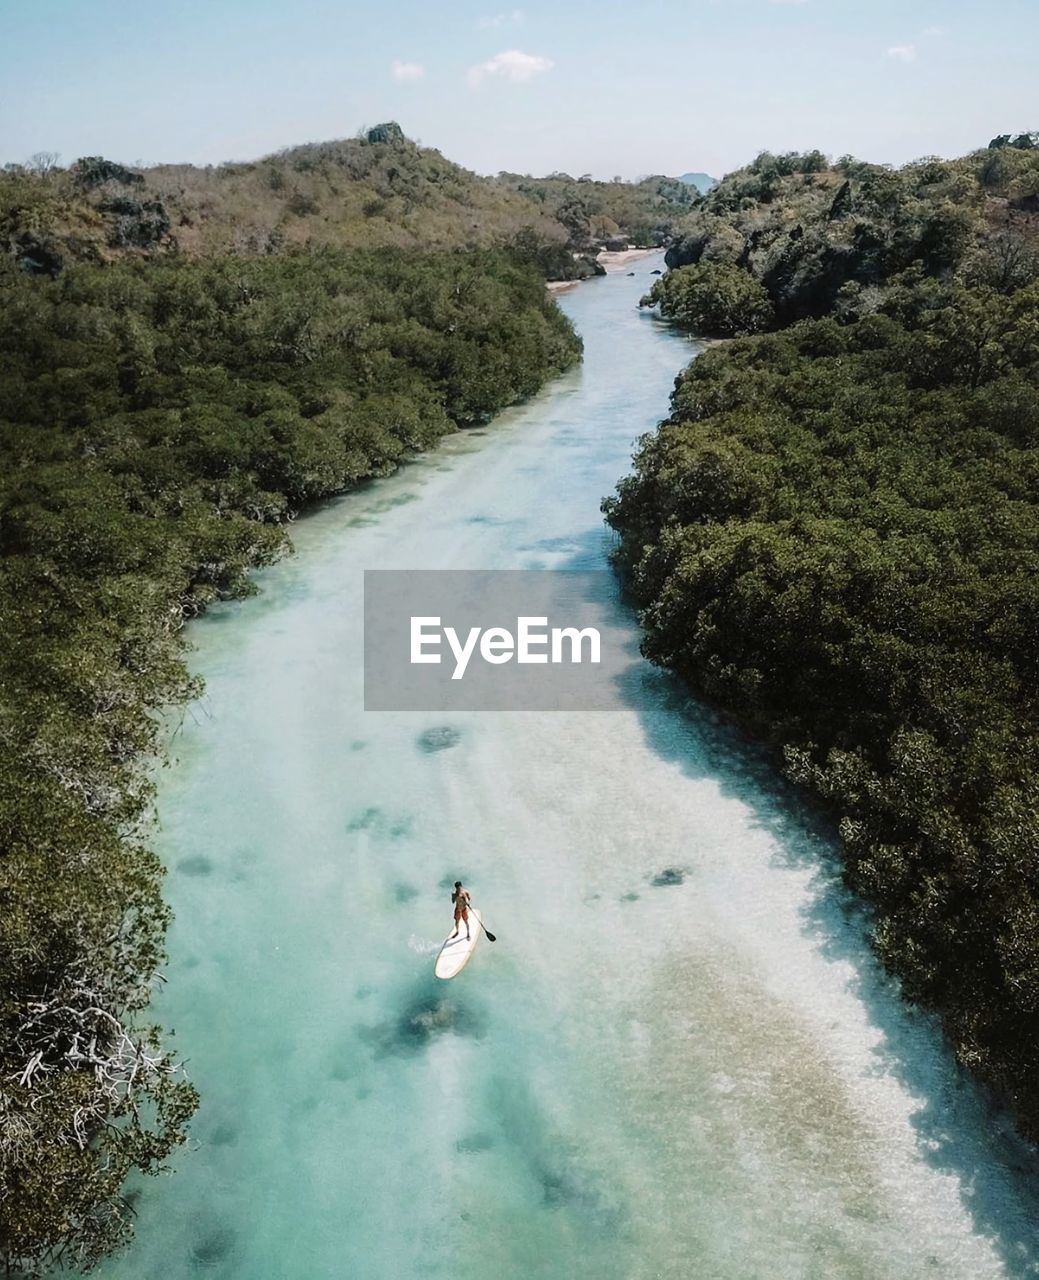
top-left (2, 0), bottom-right (1036, 179)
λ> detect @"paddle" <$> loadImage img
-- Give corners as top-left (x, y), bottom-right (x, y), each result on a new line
top-left (474, 912), bottom-right (497, 943)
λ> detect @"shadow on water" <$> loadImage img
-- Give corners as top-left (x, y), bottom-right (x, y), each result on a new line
top-left (546, 526), bottom-right (1039, 1273)
top-left (485, 1075), bottom-right (628, 1238)
top-left (616, 637), bottom-right (1039, 1276)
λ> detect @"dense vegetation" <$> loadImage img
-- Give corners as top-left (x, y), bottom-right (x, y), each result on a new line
top-left (640, 261), bottom-right (774, 335)
top-left (606, 137), bottom-right (1039, 1132)
top-left (0, 244), bottom-right (580, 1272)
top-left (495, 170), bottom-right (696, 251)
top-left (653, 139), bottom-right (1039, 330)
top-left (1, 124), bottom-right (696, 283)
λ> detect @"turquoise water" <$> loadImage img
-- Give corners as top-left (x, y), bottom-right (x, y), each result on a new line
top-left (102, 259), bottom-right (1039, 1279)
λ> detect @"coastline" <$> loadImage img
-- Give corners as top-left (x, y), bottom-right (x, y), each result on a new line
top-left (597, 246), bottom-right (663, 272)
top-left (547, 246), bottom-right (664, 293)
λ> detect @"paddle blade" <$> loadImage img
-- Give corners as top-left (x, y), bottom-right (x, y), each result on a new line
top-left (484, 930), bottom-right (496, 943)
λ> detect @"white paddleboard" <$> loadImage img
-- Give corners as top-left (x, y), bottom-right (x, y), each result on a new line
top-left (434, 909), bottom-right (482, 980)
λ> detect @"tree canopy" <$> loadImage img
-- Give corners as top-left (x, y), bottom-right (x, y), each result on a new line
top-left (655, 144), bottom-right (1039, 332)
top-left (606, 139), bottom-right (1039, 1137)
top-left (0, 245), bottom-right (580, 1272)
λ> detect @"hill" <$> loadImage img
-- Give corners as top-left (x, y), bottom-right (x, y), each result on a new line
top-left (657, 142), bottom-right (1039, 326)
top-left (677, 171), bottom-right (717, 193)
top-left (0, 124), bottom-right (697, 282)
top-left (494, 169), bottom-right (697, 249)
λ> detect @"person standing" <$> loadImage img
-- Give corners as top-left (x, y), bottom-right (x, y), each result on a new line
top-left (450, 881), bottom-right (471, 941)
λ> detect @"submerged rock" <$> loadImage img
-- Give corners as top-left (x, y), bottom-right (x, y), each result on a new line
top-left (400, 997), bottom-right (472, 1044)
top-left (209, 1121), bottom-right (238, 1147)
top-left (456, 1132), bottom-right (494, 1153)
top-left (177, 854), bottom-right (213, 877)
top-left (417, 726), bottom-right (462, 753)
top-left (650, 867), bottom-right (686, 887)
top-left (360, 992), bottom-right (483, 1057)
top-left (438, 872), bottom-right (472, 890)
top-left (345, 807), bottom-right (412, 838)
top-left (534, 1156), bottom-right (625, 1233)
top-left (346, 806), bottom-right (381, 832)
top-left (191, 1223), bottom-right (236, 1269)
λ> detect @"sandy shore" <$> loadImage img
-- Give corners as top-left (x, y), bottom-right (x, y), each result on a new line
top-left (596, 246), bottom-right (664, 272)
top-left (546, 246), bottom-right (664, 292)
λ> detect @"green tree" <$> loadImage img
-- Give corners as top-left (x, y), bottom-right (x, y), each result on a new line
top-left (640, 262), bottom-right (773, 336)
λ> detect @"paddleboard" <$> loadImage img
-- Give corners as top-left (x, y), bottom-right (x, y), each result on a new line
top-left (434, 909), bottom-right (482, 980)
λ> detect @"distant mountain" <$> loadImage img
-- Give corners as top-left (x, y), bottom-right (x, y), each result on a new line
top-left (677, 172), bottom-right (717, 193)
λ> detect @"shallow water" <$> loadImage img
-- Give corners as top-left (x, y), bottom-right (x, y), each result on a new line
top-left (102, 258), bottom-right (1039, 1279)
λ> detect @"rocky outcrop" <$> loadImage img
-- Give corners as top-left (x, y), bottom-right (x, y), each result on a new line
top-left (72, 157), bottom-right (145, 189)
top-left (366, 122), bottom-right (406, 146)
top-left (664, 233), bottom-right (707, 270)
top-left (827, 180), bottom-right (853, 220)
top-left (12, 233), bottom-right (64, 277)
top-left (578, 254), bottom-right (607, 277)
top-left (99, 197), bottom-right (172, 249)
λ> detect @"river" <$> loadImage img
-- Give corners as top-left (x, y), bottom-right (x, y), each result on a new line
top-left (102, 256), bottom-right (1039, 1279)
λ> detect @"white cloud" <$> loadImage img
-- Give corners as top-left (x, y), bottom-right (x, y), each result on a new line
top-left (467, 48), bottom-right (553, 87)
top-left (391, 59), bottom-right (425, 81)
top-left (886, 44), bottom-right (917, 63)
top-left (922, 25), bottom-right (945, 36)
top-left (477, 10), bottom-right (524, 28)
